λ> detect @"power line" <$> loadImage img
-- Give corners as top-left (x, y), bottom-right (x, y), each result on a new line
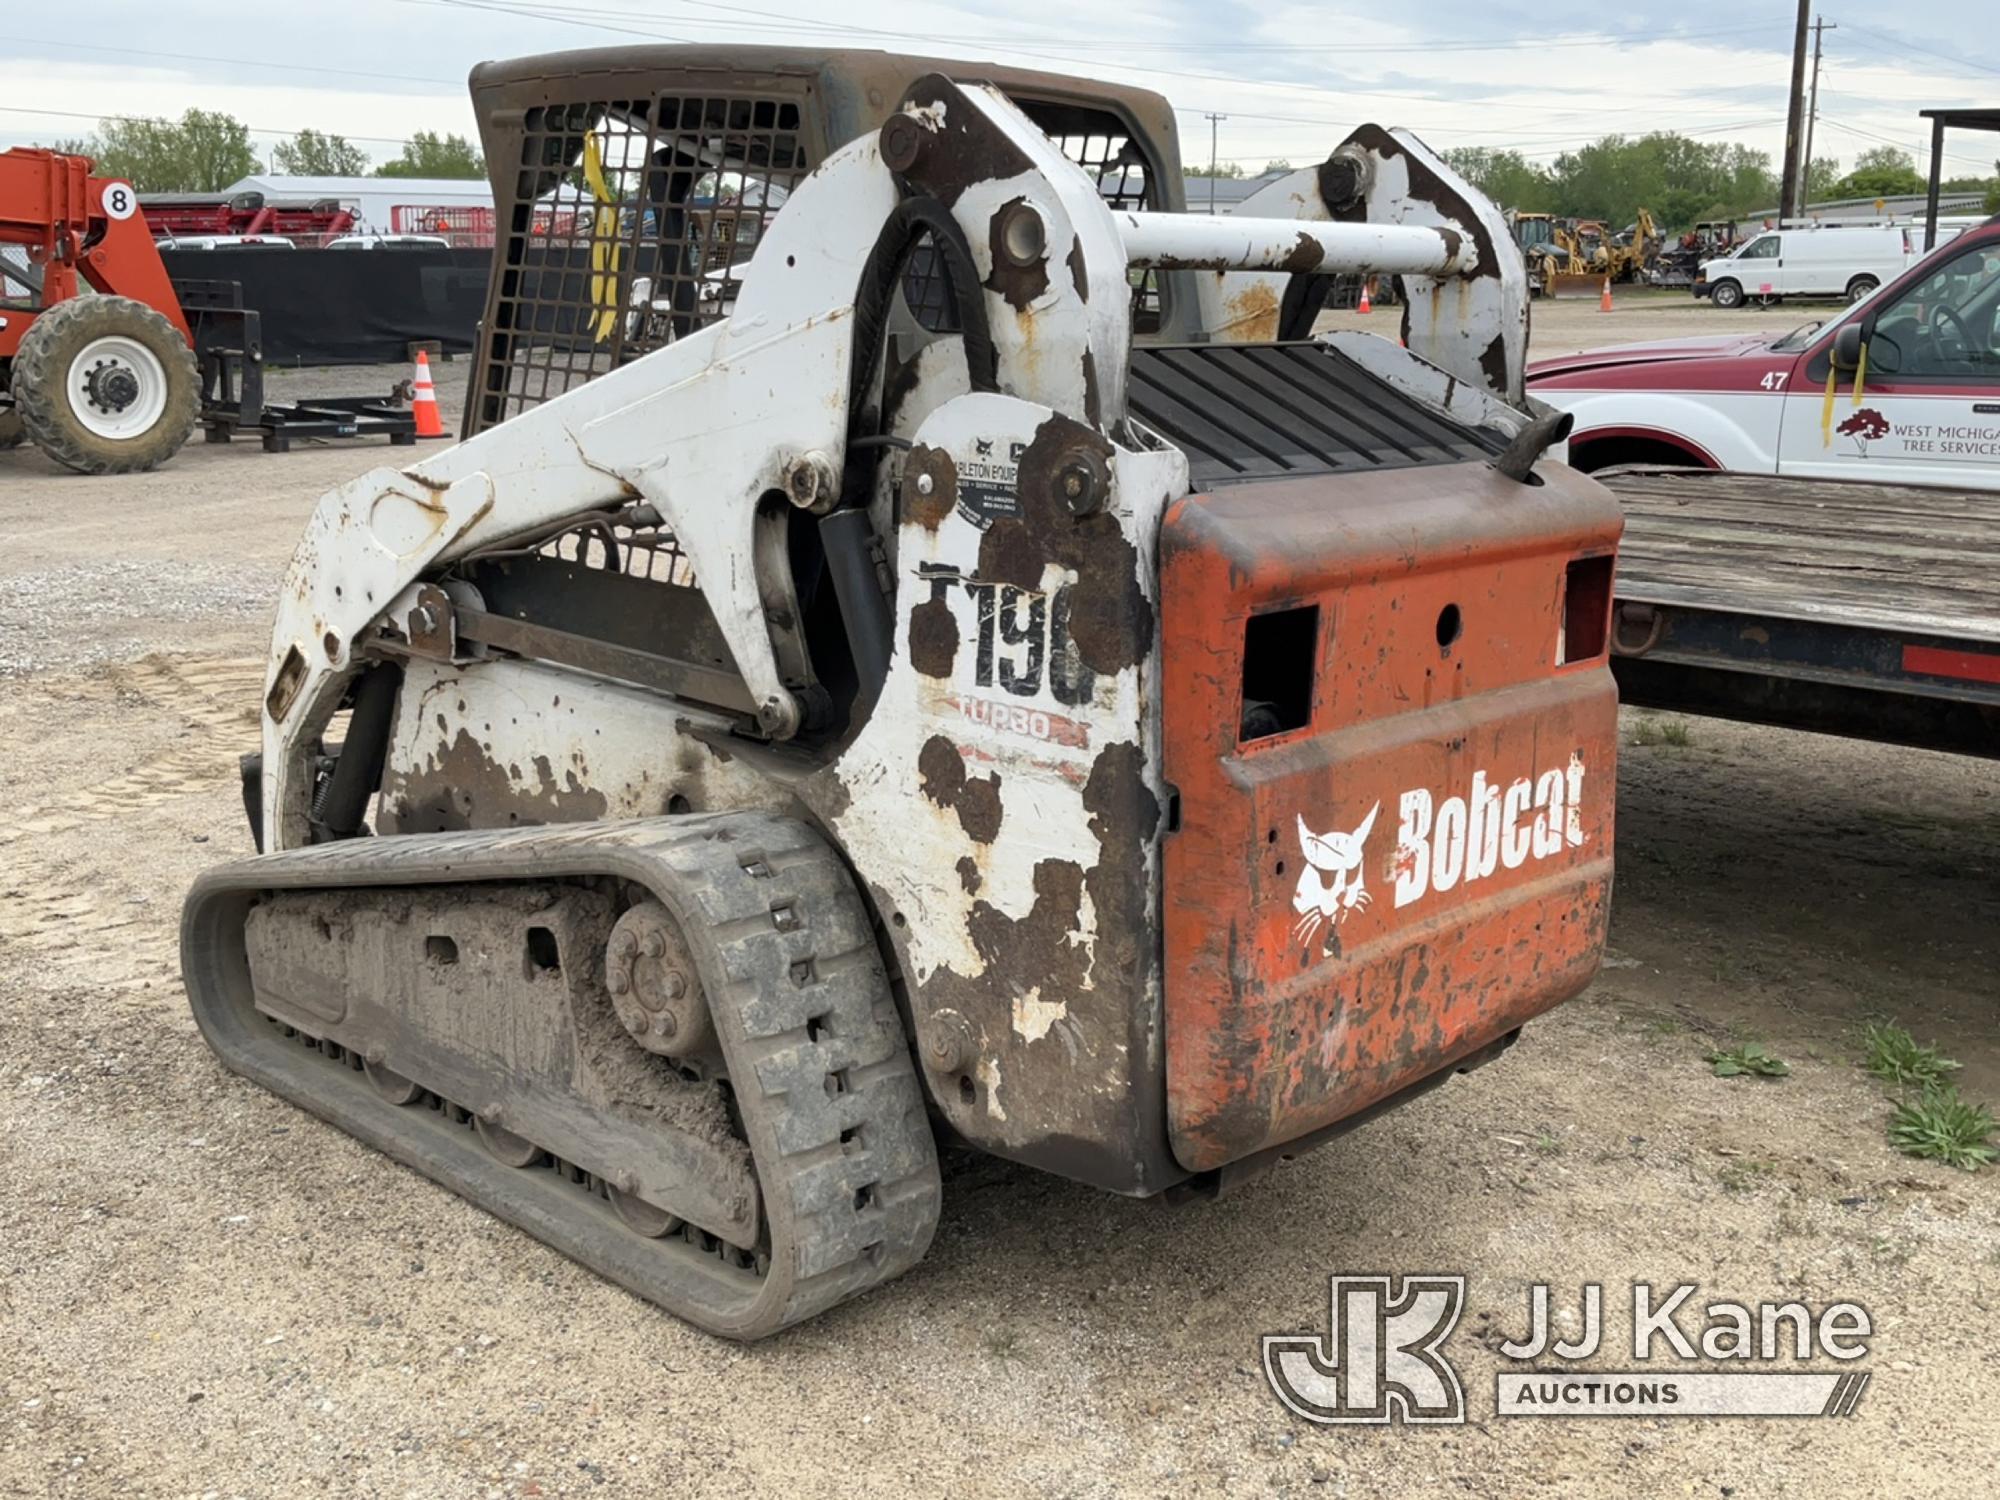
top-left (410, 0), bottom-right (1784, 55)
top-left (1836, 23), bottom-right (2000, 81)
top-left (532, 1), bottom-right (1786, 56)
top-left (403, 0), bottom-right (688, 41)
top-left (402, 0), bottom-right (1794, 121)
top-left (0, 103), bottom-right (424, 148)
top-left (10, 35), bottom-right (459, 86)
top-left (1813, 115), bottom-right (1995, 173)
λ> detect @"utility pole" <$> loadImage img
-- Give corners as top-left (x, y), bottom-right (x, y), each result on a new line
top-left (1799, 18), bottom-right (1836, 211)
top-left (1205, 112), bottom-right (1227, 213)
top-left (1779, 0), bottom-right (1811, 222)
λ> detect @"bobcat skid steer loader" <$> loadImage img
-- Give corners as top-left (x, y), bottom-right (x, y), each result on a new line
top-left (182, 50), bottom-right (1622, 1339)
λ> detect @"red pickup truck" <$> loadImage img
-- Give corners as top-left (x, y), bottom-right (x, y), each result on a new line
top-left (1530, 218), bottom-right (2000, 490)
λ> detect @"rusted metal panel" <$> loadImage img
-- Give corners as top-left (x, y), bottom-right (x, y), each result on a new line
top-left (1158, 459), bottom-right (1622, 1173)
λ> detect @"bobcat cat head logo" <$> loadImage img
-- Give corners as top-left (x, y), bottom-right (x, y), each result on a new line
top-left (1292, 804), bottom-right (1379, 955)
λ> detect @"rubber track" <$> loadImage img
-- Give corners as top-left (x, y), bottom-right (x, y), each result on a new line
top-left (181, 813), bottom-right (942, 1339)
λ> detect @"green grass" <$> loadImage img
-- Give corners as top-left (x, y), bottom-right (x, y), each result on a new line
top-left (1718, 1159), bottom-right (1774, 1194)
top-left (1861, 1022), bottom-right (1963, 1090)
top-left (1631, 718), bottom-right (1696, 748)
top-left (1708, 1043), bottom-right (1789, 1079)
top-left (1887, 1086), bottom-right (1997, 1172)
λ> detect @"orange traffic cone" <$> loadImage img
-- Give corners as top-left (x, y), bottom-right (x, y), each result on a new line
top-left (410, 350), bottom-right (447, 439)
top-left (1357, 278), bottom-right (1373, 314)
top-left (1599, 277), bottom-right (1614, 313)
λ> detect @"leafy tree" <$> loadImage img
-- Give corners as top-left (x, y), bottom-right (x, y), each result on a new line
top-left (1830, 145), bottom-right (1926, 201)
top-left (1442, 147), bottom-right (1556, 212)
top-left (375, 131), bottom-right (486, 180)
top-left (1547, 134), bottom-right (1776, 227)
top-left (60, 109), bottom-right (260, 191)
top-left (1184, 160), bottom-right (1246, 179)
top-left (1265, 157), bottom-right (1293, 172)
top-left (273, 128), bottom-right (370, 177)
top-left (1941, 160), bottom-right (2000, 213)
top-left (1805, 156), bottom-right (1844, 203)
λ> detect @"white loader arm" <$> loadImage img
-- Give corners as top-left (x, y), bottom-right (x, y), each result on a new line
top-left (257, 133), bottom-right (900, 843)
top-left (1196, 127), bottom-right (1531, 408)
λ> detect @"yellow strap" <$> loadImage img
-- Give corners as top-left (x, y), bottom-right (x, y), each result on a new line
top-left (582, 133), bottom-right (613, 205)
top-left (582, 132), bottom-right (621, 344)
top-left (1821, 336), bottom-right (1871, 446)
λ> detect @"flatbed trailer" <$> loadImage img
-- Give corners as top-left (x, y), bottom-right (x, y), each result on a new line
top-left (1602, 468), bottom-right (2000, 760)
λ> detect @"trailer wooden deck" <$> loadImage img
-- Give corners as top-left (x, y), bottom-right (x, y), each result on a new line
top-left (1601, 468), bottom-right (2000, 758)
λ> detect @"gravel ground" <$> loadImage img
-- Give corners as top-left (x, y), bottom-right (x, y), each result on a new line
top-left (2, 321), bottom-right (1996, 1499)
top-left (1317, 284), bottom-right (1826, 357)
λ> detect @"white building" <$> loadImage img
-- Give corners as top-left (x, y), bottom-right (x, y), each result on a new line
top-left (216, 173), bottom-right (494, 236)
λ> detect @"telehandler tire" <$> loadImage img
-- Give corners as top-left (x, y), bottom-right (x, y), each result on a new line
top-left (11, 295), bottom-right (200, 474)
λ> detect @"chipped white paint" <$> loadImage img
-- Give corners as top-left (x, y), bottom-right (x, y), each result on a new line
top-left (1119, 210), bottom-right (1470, 276)
top-left (1010, 986), bottom-right (1067, 1044)
top-left (826, 392), bottom-right (1184, 992)
top-left (378, 659), bottom-right (796, 830)
top-left (977, 1055), bottom-right (1006, 1122)
top-left (260, 128), bottom-right (901, 847)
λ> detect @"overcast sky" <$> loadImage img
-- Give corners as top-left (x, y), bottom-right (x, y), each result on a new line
top-left (5, 1), bottom-right (1995, 181)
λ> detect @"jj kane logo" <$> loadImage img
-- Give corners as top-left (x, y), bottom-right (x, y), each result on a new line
top-left (1263, 1278), bottom-right (1874, 1425)
top-left (1263, 1275), bottom-right (1467, 1424)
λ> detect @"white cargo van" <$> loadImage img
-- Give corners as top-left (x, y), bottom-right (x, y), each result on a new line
top-left (1697, 224), bottom-right (1912, 309)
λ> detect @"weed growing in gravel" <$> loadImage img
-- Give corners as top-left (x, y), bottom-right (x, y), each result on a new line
top-left (1861, 1022), bottom-right (1962, 1089)
top-left (1632, 718), bottom-right (1695, 748)
top-left (1708, 1044), bottom-right (1789, 1079)
top-left (1718, 1159), bottom-right (1774, 1193)
top-left (1869, 1235), bottom-right (1915, 1267)
top-left (1887, 1087), bottom-right (1998, 1172)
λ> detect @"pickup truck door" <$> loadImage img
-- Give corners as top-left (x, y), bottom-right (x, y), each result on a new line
top-left (1777, 240), bottom-right (2000, 487)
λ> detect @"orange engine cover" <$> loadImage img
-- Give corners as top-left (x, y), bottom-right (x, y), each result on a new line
top-left (1159, 458), bottom-right (1622, 1173)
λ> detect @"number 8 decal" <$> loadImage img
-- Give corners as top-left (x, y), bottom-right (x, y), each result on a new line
top-left (101, 182), bottom-right (138, 221)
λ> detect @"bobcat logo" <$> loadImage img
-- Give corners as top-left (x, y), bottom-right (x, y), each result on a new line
top-left (1292, 804), bottom-right (1379, 954)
